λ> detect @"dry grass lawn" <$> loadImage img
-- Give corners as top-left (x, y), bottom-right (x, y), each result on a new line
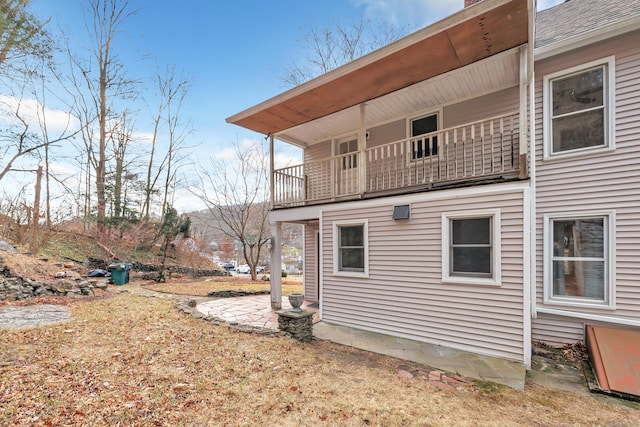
top-left (1, 293), bottom-right (639, 426)
top-left (145, 276), bottom-right (303, 297)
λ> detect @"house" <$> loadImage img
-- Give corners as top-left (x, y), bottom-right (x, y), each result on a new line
top-left (227, 0), bottom-right (640, 377)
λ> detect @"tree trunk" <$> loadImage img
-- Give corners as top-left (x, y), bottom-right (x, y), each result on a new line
top-left (30, 165), bottom-right (42, 253)
top-left (113, 155), bottom-right (123, 218)
top-left (96, 56), bottom-right (107, 239)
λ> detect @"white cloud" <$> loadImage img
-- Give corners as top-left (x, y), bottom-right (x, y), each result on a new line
top-left (352, 0), bottom-right (461, 28)
top-left (0, 94), bottom-right (79, 137)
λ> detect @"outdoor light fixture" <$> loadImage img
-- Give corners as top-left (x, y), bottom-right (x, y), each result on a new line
top-left (392, 205), bottom-right (410, 220)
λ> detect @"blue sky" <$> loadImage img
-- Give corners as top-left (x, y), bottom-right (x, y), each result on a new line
top-left (23, 0), bottom-right (564, 211)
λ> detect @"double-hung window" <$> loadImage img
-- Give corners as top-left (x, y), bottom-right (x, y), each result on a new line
top-left (544, 57), bottom-right (615, 158)
top-left (333, 220), bottom-right (368, 276)
top-left (442, 210), bottom-right (501, 286)
top-left (545, 213), bottom-right (614, 307)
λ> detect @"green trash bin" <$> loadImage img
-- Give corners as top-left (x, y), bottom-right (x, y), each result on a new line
top-left (108, 262), bottom-right (130, 285)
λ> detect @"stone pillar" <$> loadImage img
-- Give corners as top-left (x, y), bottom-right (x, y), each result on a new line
top-left (277, 310), bottom-right (314, 342)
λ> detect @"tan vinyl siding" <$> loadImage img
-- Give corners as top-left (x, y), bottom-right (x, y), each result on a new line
top-left (532, 314), bottom-right (585, 345)
top-left (303, 222), bottom-right (319, 302)
top-left (533, 313), bottom-right (640, 346)
top-left (533, 30), bottom-right (640, 343)
top-left (443, 86), bottom-right (519, 128)
top-left (366, 119), bottom-right (404, 148)
top-left (321, 184), bottom-right (526, 362)
top-left (304, 140), bottom-right (331, 163)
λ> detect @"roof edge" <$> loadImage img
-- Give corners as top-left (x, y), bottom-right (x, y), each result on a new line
top-left (535, 14), bottom-right (640, 60)
top-left (226, 0), bottom-right (515, 128)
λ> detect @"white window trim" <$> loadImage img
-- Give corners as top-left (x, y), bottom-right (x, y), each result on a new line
top-left (441, 209), bottom-right (501, 286)
top-left (542, 211), bottom-right (616, 309)
top-left (333, 219), bottom-right (369, 278)
top-left (542, 56), bottom-right (616, 160)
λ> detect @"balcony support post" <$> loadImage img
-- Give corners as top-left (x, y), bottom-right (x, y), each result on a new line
top-left (270, 221), bottom-right (282, 309)
top-left (358, 103), bottom-right (367, 195)
top-left (270, 134), bottom-right (275, 208)
top-left (518, 45), bottom-right (529, 179)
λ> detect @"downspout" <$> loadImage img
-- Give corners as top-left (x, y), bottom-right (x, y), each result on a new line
top-left (519, 44), bottom-right (532, 370)
top-left (528, 0), bottom-right (537, 323)
top-left (521, 0), bottom-right (537, 370)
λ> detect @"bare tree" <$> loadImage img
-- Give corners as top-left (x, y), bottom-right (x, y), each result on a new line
top-left (68, 0), bottom-right (137, 239)
top-left (280, 16), bottom-right (409, 87)
top-left (108, 109), bottom-right (134, 219)
top-left (194, 140), bottom-right (270, 281)
top-left (0, 81), bottom-right (77, 183)
top-left (140, 66), bottom-right (191, 220)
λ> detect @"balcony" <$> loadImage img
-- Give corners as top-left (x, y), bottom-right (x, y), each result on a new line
top-left (272, 112), bottom-right (521, 209)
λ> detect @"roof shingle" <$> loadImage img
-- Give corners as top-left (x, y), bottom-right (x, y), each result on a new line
top-left (536, 0), bottom-right (640, 48)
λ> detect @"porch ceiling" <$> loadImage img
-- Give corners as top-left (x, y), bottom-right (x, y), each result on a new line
top-left (280, 48), bottom-right (521, 146)
top-left (226, 0), bottom-right (529, 145)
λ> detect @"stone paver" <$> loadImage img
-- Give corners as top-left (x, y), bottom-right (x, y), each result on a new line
top-left (0, 304), bottom-right (70, 329)
top-left (196, 295), bottom-right (319, 329)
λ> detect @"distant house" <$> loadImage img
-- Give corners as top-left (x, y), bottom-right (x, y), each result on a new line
top-left (227, 0), bottom-right (640, 371)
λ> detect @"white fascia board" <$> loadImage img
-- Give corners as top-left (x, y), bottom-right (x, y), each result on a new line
top-left (321, 181), bottom-right (529, 214)
top-left (270, 205), bottom-right (323, 223)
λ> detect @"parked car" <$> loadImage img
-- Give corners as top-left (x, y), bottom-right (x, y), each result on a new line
top-left (236, 265), bottom-right (266, 274)
top-left (236, 264), bottom-right (250, 274)
top-left (222, 262), bottom-right (235, 271)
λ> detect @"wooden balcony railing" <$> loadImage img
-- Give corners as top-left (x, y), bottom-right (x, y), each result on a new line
top-left (272, 112), bottom-right (520, 208)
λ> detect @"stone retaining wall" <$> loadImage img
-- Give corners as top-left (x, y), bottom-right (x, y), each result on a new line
top-left (206, 289), bottom-right (269, 298)
top-left (87, 257), bottom-right (228, 277)
top-left (0, 276), bottom-right (106, 301)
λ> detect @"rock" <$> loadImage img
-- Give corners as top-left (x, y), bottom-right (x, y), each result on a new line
top-left (0, 241), bottom-right (17, 252)
top-left (93, 281), bottom-right (108, 290)
top-left (428, 380), bottom-right (458, 392)
top-left (428, 370), bottom-right (443, 381)
top-left (398, 370), bottom-right (414, 379)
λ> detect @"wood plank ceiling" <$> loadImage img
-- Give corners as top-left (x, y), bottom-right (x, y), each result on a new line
top-left (227, 0), bottom-right (529, 139)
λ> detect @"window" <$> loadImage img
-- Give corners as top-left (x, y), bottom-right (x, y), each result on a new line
top-left (442, 210), bottom-right (501, 286)
top-left (333, 220), bottom-right (368, 276)
top-left (410, 113), bottom-right (439, 159)
top-left (451, 217), bottom-right (492, 276)
top-left (544, 57), bottom-right (614, 158)
top-left (545, 213), bottom-right (614, 307)
top-left (337, 138), bottom-right (358, 170)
